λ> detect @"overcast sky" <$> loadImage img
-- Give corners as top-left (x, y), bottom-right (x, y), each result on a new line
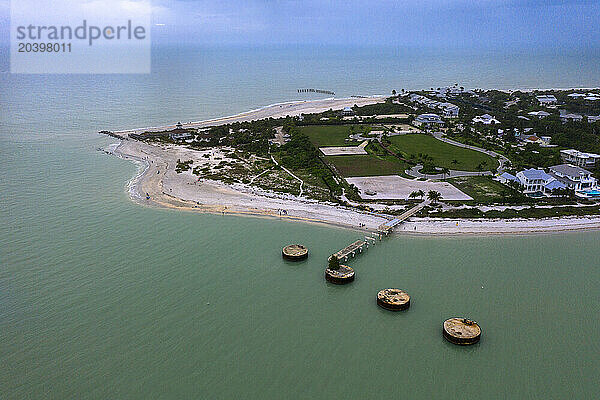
top-left (1, 0), bottom-right (599, 48)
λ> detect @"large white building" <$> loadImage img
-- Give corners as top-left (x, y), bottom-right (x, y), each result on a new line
top-left (439, 103), bottom-right (459, 118)
top-left (414, 113), bottom-right (445, 128)
top-left (560, 113), bottom-right (583, 123)
top-left (472, 114), bottom-right (500, 125)
top-left (536, 95), bottom-right (557, 106)
top-left (528, 110), bottom-right (550, 119)
top-left (587, 115), bottom-right (600, 123)
top-left (516, 168), bottom-right (560, 194)
top-left (549, 164), bottom-right (597, 192)
top-left (560, 149), bottom-right (600, 168)
top-left (409, 94), bottom-right (459, 118)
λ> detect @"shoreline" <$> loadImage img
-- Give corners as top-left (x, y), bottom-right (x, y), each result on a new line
top-left (112, 95), bottom-right (386, 137)
top-left (109, 138), bottom-right (600, 236)
top-left (105, 97), bottom-right (600, 236)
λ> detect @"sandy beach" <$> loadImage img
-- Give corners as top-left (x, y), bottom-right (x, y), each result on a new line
top-left (107, 98), bottom-right (600, 235)
top-left (113, 139), bottom-right (391, 232)
top-left (112, 96), bottom-right (386, 137)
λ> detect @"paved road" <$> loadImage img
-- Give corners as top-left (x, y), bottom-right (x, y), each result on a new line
top-left (406, 164), bottom-right (491, 179)
top-left (405, 133), bottom-right (509, 179)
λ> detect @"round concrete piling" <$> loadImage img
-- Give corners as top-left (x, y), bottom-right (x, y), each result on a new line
top-left (376, 288), bottom-right (411, 311)
top-left (325, 265), bottom-right (355, 284)
top-left (282, 244), bottom-right (309, 261)
top-left (443, 318), bottom-right (481, 345)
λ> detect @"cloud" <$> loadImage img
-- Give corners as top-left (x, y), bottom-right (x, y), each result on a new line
top-left (2, 0), bottom-right (599, 46)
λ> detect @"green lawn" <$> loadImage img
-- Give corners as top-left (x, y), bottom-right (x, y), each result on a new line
top-left (299, 125), bottom-right (410, 177)
top-left (447, 176), bottom-right (510, 203)
top-left (389, 134), bottom-right (499, 171)
top-left (326, 155), bottom-right (408, 177)
top-left (299, 125), bottom-right (372, 147)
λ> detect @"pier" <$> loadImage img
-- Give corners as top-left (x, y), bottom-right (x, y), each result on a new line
top-left (297, 88), bottom-right (335, 95)
top-left (333, 239), bottom-right (366, 261)
top-left (333, 235), bottom-right (380, 261)
top-left (377, 200), bottom-right (430, 235)
top-left (332, 201), bottom-right (429, 261)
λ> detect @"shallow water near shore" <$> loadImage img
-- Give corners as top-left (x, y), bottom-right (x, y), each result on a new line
top-left (2, 45), bottom-right (600, 398)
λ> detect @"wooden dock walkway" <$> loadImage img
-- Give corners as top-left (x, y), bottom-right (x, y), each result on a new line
top-left (332, 201), bottom-right (430, 262)
top-left (334, 239), bottom-right (366, 261)
top-left (377, 200), bottom-right (430, 234)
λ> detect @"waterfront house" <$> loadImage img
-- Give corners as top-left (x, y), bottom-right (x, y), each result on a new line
top-left (516, 168), bottom-right (557, 194)
top-left (528, 110), bottom-right (550, 119)
top-left (549, 164), bottom-right (597, 191)
top-left (472, 114), bottom-right (500, 125)
top-left (414, 113), bottom-right (445, 128)
top-left (536, 95), bottom-right (557, 106)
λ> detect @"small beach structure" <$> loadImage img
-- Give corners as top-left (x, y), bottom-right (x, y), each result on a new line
top-left (325, 265), bottom-right (355, 284)
top-left (341, 106), bottom-right (354, 116)
top-left (282, 244), bottom-right (309, 261)
top-left (443, 318), bottom-right (481, 345)
top-left (376, 288), bottom-right (410, 311)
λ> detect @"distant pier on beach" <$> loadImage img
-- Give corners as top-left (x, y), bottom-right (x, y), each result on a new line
top-left (297, 88), bottom-right (335, 95)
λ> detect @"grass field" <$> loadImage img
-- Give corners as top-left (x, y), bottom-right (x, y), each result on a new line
top-left (325, 155), bottom-right (408, 177)
top-left (299, 125), bottom-right (411, 177)
top-left (299, 125), bottom-right (372, 147)
top-left (389, 134), bottom-right (499, 171)
top-left (447, 176), bottom-right (509, 203)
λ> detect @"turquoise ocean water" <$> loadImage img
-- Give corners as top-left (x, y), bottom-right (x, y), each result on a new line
top-left (1, 45), bottom-right (600, 398)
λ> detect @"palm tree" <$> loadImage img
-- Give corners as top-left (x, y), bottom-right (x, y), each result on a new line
top-left (451, 159), bottom-right (459, 166)
top-left (391, 89), bottom-right (397, 96)
top-left (441, 167), bottom-right (450, 179)
top-left (416, 189), bottom-right (425, 199)
top-left (409, 191), bottom-right (420, 200)
top-left (427, 190), bottom-right (442, 204)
